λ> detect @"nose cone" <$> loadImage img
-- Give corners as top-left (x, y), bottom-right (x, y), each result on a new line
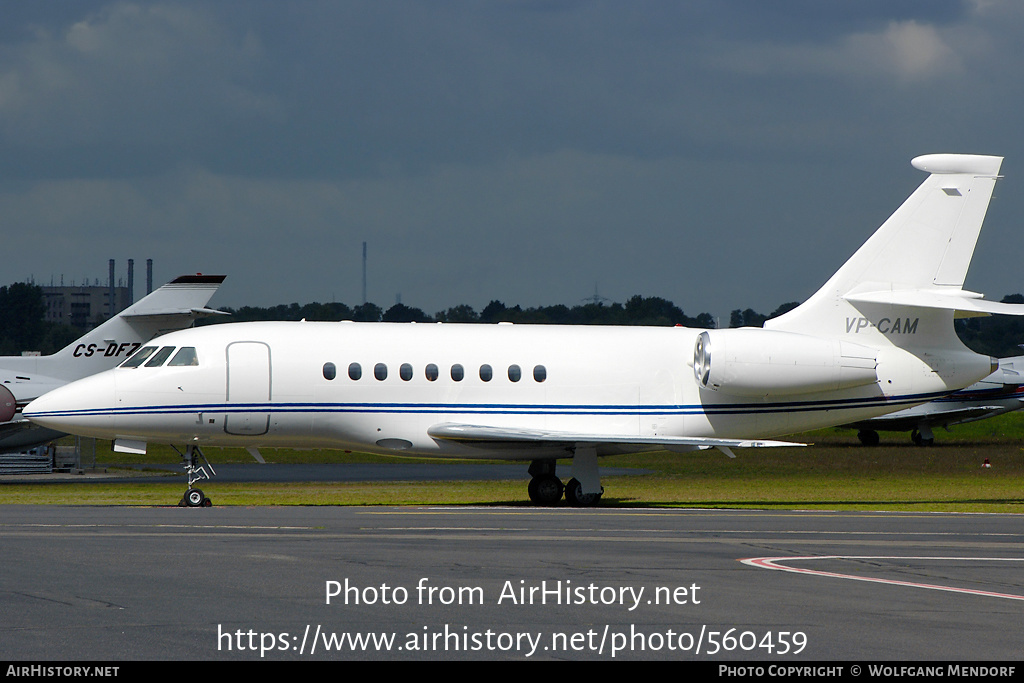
top-left (24, 371), bottom-right (116, 438)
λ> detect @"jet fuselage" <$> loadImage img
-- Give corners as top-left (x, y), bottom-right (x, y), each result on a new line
top-left (25, 319), bottom-right (990, 460)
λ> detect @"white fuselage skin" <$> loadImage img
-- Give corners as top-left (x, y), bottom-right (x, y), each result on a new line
top-left (24, 319), bottom-right (992, 460)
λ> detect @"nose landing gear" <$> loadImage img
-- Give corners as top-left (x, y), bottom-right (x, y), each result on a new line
top-left (174, 444), bottom-right (215, 507)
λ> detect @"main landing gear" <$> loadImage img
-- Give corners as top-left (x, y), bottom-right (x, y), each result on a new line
top-left (527, 448), bottom-right (605, 507)
top-left (856, 426), bottom-right (935, 447)
top-left (856, 429), bottom-right (880, 446)
top-left (910, 427), bottom-right (934, 447)
top-left (174, 444), bottom-right (215, 507)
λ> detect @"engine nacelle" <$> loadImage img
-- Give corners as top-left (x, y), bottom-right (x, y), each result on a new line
top-left (0, 384), bottom-right (15, 422)
top-left (693, 329), bottom-right (878, 398)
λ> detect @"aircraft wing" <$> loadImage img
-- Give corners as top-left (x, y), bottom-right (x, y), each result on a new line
top-left (933, 406), bottom-right (1018, 426)
top-left (857, 405), bottom-right (1009, 431)
top-left (427, 422), bottom-right (804, 457)
top-left (0, 419), bottom-right (65, 452)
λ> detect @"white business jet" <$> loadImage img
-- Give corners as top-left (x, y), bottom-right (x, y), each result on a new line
top-left (0, 275), bottom-right (225, 452)
top-left (25, 155), bottom-right (1024, 507)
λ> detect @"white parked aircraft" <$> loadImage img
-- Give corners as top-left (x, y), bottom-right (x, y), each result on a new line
top-left (25, 155), bottom-right (1024, 506)
top-left (845, 355), bottom-right (1024, 446)
top-left (0, 275), bottom-right (225, 452)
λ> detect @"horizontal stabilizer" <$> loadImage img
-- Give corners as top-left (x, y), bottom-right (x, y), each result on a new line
top-left (122, 306), bottom-right (230, 320)
top-left (118, 276), bottom-right (226, 318)
top-left (845, 290), bottom-right (1024, 317)
top-left (428, 422), bottom-right (804, 450)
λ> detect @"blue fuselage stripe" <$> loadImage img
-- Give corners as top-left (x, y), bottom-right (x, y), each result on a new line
top-left (28, 390), bottom-right (953, 420)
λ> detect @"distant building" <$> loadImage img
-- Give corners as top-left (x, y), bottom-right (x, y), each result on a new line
top-left (41, 285), bottom-right (131, 330)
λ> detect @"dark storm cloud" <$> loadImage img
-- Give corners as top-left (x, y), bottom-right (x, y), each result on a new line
top-left (0, 1), bottom-right (1010, 178)
top-left (1, 1), bottom-right (1023, 321)
top-left (0, 2), bottom-right (277, 180)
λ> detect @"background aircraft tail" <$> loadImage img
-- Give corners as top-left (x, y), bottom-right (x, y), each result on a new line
top-left (5, 275), bottom-right (226, 382)
top-left (766, 154), bottom-right (1016, 347)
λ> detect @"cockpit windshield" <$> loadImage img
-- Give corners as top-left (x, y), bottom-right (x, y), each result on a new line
top-left (120, 345), bottom-right (199, 368)
top-left (168, 347), bottom-right (199, 366)
top-left (121, 346), bottom-right (157, 368)
top-left (145, 346), bottom-right (176, 367)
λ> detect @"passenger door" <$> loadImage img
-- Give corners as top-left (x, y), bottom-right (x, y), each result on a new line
top-left (224, 341), bottom-right (271, 436)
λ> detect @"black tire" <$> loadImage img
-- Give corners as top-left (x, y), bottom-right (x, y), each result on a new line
top-left (565, 477), bottom-right (603, 507)
top-left (910, 429), bottom-right (935, 447)
top-left (527, 475), bottom-right (564, 505)
top-left (857, 430), bottom-right (880, 446)
top-left (185, 488), bottom-right (205, 507)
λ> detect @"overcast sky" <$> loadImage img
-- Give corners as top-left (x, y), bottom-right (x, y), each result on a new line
top-left (2, 1), bottom-right (1023, 324)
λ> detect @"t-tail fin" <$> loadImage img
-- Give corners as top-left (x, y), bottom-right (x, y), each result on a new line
top-left (767, 154), bottom-right (1024, 344)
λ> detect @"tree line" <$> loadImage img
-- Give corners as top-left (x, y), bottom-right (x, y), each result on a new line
top-left (0, 283), bottom-right (79, 355)
top-left (194, 294), bottom-right (1024, 357)
top-left (5, 281), bottom-right (1024, 358)
top-left (216, 295), bottom-right (717, 328)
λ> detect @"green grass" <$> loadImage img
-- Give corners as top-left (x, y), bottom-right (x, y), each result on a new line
top-left (3, 413), bottom-right (1024, 511)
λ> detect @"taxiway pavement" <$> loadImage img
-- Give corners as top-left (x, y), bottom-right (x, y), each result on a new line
top-left (1, 505), bottom-right (1021, 661)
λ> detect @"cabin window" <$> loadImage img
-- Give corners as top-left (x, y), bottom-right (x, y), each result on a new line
top-left (323, 362), bottom-right (337, 380)
top-left (479, 364), bottom-right (492, 382)
top-left (348, 362), bottom-right (362, 380)
top-left (400, 363), bottom-right (413, 381)
top-left (425, 364), bottom-right (439, 381)
top-left (508, 364), bottom-right (521, 382)
top-left (451, 364), bottom-right (464, 381)
top-left (533, 365), bottom-right (547, 382)
top-left (121, 346), bottom-right (157, 368)
top-left (167, 347), bottom-right (199, 367)
top-left (144, 346), bottom-right (176, 367)
top-left (374, 363), bottom-right (388, 381)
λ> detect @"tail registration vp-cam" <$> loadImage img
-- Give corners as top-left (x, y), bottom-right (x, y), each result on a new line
top-left (846, 317), bottom-right (919, 335)
top-left (25, 155), bottom-right (1024, 506)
